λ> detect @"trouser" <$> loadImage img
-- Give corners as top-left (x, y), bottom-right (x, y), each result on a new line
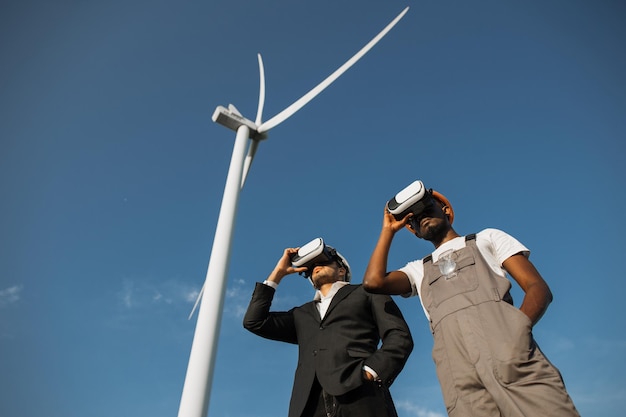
top-left (302, 377), bottom-right (398, 417)
top-left (422, 235), bottom-right (580, 416)
top-left (433, 304), bottom-right (580, 417)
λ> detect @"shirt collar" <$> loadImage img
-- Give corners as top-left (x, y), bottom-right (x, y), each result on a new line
top-left (313, 280), bottom-right (350, 302)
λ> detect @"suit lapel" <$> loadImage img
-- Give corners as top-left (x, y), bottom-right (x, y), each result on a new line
top-left (303, 300), bottom-right (322, 322)
top-left (322, 285), bottom-right (358, 321)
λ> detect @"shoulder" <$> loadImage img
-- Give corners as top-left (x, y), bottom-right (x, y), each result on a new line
top-left (345, 284), bottom-right (361, 292)
top-left (476, 228), bottom-right (523, 248)
top-left (476, 228), bottom-right (530, 263)
top-left (352, 284), bottom-right (374, 295)
top-left (477, 228), bottom-right (514, 240)
top-left (338, 284), bottom-right (364, 298)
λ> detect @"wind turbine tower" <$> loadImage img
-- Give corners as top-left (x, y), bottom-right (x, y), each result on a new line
top-left (178, 6), bottom-right (410, 417)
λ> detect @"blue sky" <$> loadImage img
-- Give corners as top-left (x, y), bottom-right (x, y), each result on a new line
top-left (1, 1), bottom-right (624, 416)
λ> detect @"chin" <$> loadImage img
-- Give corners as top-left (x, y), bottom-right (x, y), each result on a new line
top-left (419, 225), bottom-right (441, 241)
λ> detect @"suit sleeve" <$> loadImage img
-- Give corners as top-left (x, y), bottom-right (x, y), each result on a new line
top-left (364, 293), bottom-right (414, 387)
top-left (242, 282), bottom-right (298, 344)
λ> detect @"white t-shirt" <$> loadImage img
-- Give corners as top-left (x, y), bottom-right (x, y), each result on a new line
top-left (399, 228), bottom-right (529, 320)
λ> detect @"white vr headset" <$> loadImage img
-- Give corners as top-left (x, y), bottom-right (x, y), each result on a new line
top-left (290, 237), bottom-right (351, 282)
top-left (386, 180), bottom-right (437, 228)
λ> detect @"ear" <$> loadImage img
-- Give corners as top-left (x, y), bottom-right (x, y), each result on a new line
top-left (441, 205), bottom-right (451, 220)
top-left (337, 266), bottom-right (346, 279)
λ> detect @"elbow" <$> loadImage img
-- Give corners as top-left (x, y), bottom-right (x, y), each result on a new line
top-left (243, 312), bottom-right (269, 335)
top-left (362, 274), bottom-right (384, 293)
top-left (243, 319), bottom-right (262, 335)
top-left (540, 279), bottom-right (553, 305)
top-left (242, 318), bottom-right (252, 331)
top-left (400, 321), bottom-right (414, 353)
top-left (242, 314), bottom-right (259, 332)
top-left (545, 286), bottom-right (554, 304)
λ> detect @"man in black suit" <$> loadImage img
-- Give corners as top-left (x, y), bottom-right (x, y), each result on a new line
top-left (243, 239), bottom-right (413, 417)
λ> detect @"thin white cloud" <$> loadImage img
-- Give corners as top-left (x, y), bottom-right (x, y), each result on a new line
top-left (584, 335), bottom-right (626, 353)
top-left (226, 287), bottom-right (241, 298)
top-left (230, 303), bottom-right (248, 319)
top-left (223, 278), bottom-right (251, 319)
top-left (185, 288), bottom-right (200, 303)
top-left (116, 278), bottom-right (202, 311)
top-left (396, 400), bottom-right (446, 417)
top-left (0, 285), bottom-right (23, 307)
top-left (118, 280), bottom-right (134, 308)
top-left (112, 276), bottom-right (295, 321)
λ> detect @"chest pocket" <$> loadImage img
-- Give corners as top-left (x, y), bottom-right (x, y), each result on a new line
top-left (427, 250), bottom-right (478, 308)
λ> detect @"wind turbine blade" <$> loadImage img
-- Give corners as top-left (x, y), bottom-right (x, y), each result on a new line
top-left (257, 6), bottom-right (409, 133)
top-left (188, 284), bottom-right (205, 320)
top-left (241, 139), bottom-right (259, 188)
top-left (255, 53), bottom-right (266, 126)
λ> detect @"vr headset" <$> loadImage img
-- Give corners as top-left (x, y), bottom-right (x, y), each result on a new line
top-left (290, 237), bottom-right (350, 281)
top-left (386, 180), bottom-right (437, 230)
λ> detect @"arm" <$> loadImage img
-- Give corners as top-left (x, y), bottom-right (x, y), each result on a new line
top-left (363, 294), bottom-right (414, 387)
top-left (362, 206), bottom-right (413, 295)
top-left (242, 283), bottom-right (298, 343)
top-left (242, 248), bottom-right (307, 343)
top-left (503, 253), bottom-right (553, 326)
top-left (265, 247), bottom-right (308, 285)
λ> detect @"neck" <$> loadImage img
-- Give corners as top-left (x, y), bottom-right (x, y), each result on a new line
top-left (432, 228), bottom-right (460, 248)
top-left (318, 282), bottom-right (334, 296)
top-left (318, 279), bottom-right (346, 296)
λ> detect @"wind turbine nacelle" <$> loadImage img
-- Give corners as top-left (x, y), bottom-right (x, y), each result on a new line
top-left (212, 106), bottom-right (267, 140)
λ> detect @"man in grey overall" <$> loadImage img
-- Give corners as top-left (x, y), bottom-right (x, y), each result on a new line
top-left (362, 180), bottom-right (579, 417)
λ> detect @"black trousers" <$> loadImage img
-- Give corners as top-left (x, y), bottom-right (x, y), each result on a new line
top-left (302, 377), bottom-right (398, 417)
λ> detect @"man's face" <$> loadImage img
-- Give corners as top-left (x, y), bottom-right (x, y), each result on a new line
top-left (310, 261), bottom-right (344, 289)
top-left (406, 202), bottom-right (449, 241)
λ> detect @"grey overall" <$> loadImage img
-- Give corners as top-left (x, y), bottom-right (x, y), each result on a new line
top-left (421, 234), bottom-right (580, 417)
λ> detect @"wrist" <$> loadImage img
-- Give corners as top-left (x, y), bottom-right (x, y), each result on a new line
top-left (381, 226), bottom-right (397, 237)
top-left (268, 269), bottom-right (288, 283)
top-left (263, 280), bottom-right (279, 289)
top-left (362, 365), bottom-right (380, 383)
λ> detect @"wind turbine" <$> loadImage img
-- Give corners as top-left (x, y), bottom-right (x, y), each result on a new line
top-left (177, 6), bottom-right (409, 417)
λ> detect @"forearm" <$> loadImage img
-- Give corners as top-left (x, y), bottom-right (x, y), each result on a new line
top-left (519, 280), bottom-right (553, 326)
top-left (365, 332), bottom-right (413, 386)
top-left (243, 283), bottom-right (298, 343)
top-left (266, 267), bottom-right (288, 285)
top-left (365, 296), bottom-right (414, 386)
top-left (363, 229), bottom-right (395, 290)
top-left (503, 254), bottom-right (553, 326)
top-left (243, 283), bottom-right (275, 332)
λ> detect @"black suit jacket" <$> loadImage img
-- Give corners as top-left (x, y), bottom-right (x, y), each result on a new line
top-left (243, 283), bottom-right (413, 417)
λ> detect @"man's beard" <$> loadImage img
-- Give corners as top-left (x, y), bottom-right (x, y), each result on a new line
top-left (312, 272), bottom-right (340, 289)
top-left (417, 221), bottom-right (447, 242)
